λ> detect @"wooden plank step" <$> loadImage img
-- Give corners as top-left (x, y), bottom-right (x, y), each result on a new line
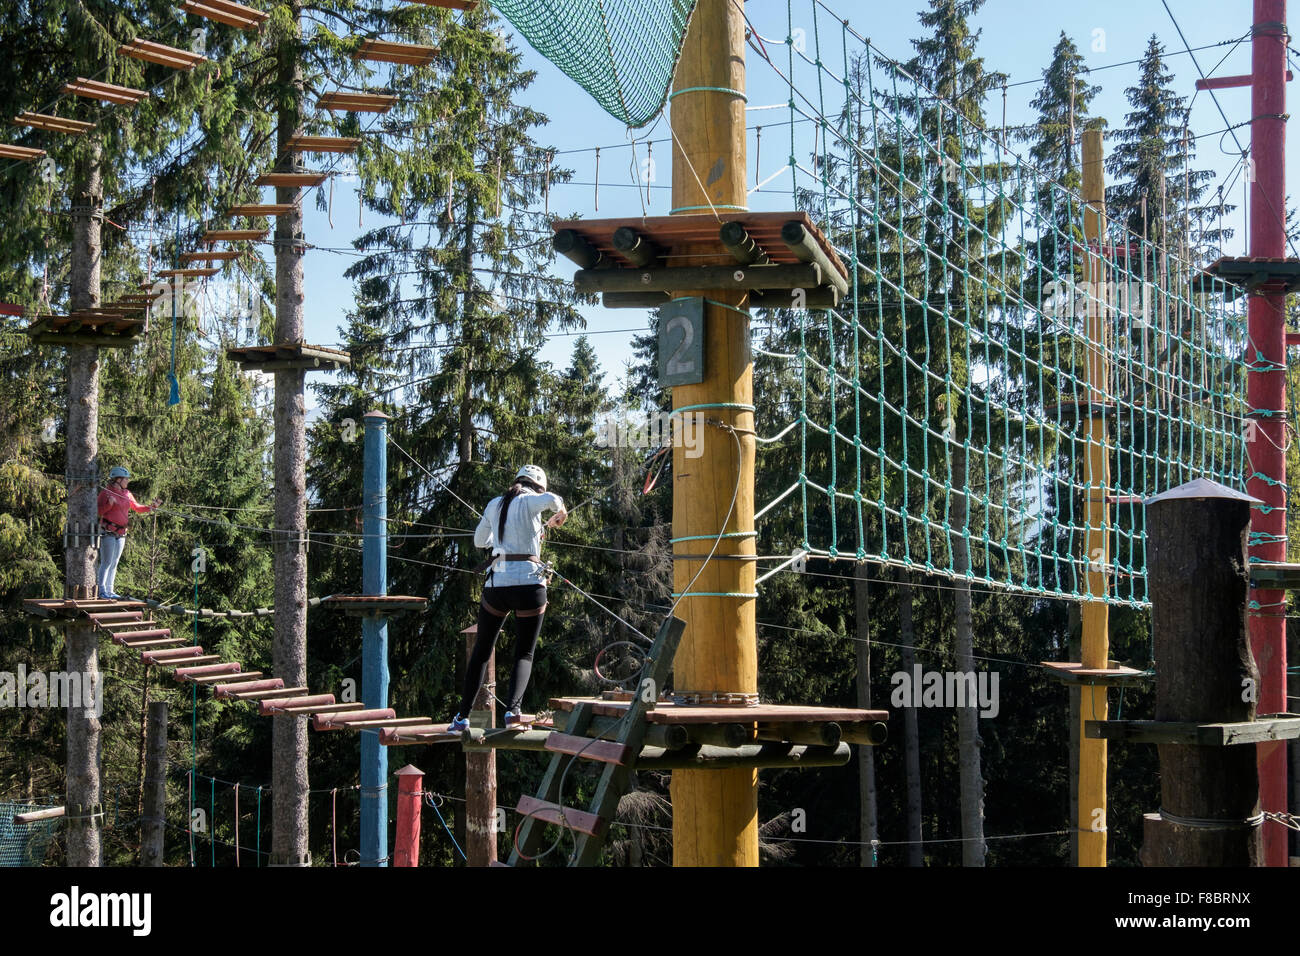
top-left (255, 171), bottom-right (328, 188)
top-left (152, 654), bottom-right (221, 668)
top-left (201, 229), bottom-right (267, 242)
top-left (213, 678), bottom-right (284, 698)
top-left (312, 707), bottom-right (397, 730)
top-left (0, 144), bottom-right (45, 161)
top-left (109, 628), bottom-right (173, 643)
top-left (516, 796), bottom-right (604, 837)
top-left (12, 111), bottom-right (95, 135)
top-left (174, 662), bottom-right (242, 681)
top-left (99, 619), bottom-right (158, 630)
top-left (190, 670), bottom-right (262, 685)
top-left (227, 203), bottom-right (296, 217)
top-left (88, 611), bottom-right (144, 624)
top-left (280, 702), bottom-right (366, 717)
top-left (259, 694), bottom-right (334, 715)
top-left (544, 732), bottom-right (632, 767)
top-left (115, 636), bottom-right (185, 650)
top-left (285, 135), bottom-right (362, 154)
top-left (336, 717), bottom-right (433, 731)
top-left (317, 91), bottom-right (397, 113)
top-left (118, 38), bottom-right (207, 70)
top-left (227, 685), bottom-right (309, 701)
top-left (180, 0), bottom-right (268, 29)
top-left (141, 646), bottom-right (206, 663)
top-left (352, 39), bottom-right (438, 66)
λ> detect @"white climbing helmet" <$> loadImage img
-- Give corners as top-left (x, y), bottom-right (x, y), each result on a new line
top-left (515, 464), bottom-right (547, 492)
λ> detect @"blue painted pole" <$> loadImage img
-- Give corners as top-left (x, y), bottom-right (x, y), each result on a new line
top-left (361, 411), bottom-right (389, 867)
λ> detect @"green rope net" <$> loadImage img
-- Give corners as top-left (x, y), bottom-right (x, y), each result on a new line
top-left (493, 0), bottom-right (697, 128)
top-left (750, 1), bottom-right (1248, 607)
top-left (0, 799), bottom-right (61, 866)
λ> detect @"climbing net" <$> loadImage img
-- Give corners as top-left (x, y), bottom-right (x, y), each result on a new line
top-left (0, 799), bottom-right (61, 867)
top-left (746, 0), bottom-right (1248, 606)
top-left (493, 0), bottom-right (697, 128)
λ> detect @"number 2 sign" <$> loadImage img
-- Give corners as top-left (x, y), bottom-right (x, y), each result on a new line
top-left (658, 296), bottom-right (705, 387)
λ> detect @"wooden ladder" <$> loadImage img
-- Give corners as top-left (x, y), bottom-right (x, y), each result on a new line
top-left (505, 614), bottom-right (685, 867)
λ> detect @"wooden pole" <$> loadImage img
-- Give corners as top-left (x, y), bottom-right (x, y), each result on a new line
top-left (140, 701), bottom-right (167, 866)
top-left (668, 0), bottom-right (757, 867)
top-left (394, 764), bottom-right (423, 867)
top-left (465, 634), bottom-right (496, 866)
top-left (1140, 479), bottom-right (1263, 866)
top-left (1077, 128), bottom-right (1111, 868)
top-left (361, 412), bottom-right (389, 867)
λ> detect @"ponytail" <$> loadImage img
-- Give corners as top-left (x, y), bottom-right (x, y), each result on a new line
top-left (496, 477), bottom-right (545, 541)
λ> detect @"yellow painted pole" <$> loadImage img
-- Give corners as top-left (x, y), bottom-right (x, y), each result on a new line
top-left (668, 0), bottom-right (759, 867)
top-left (1078, 128), bottom-right (1110, 867)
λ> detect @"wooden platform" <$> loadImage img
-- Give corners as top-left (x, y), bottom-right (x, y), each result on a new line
top-left (1042, 661), bottom-right (1151, 686)
top-left (1249, 562), bottom-right (1300, 589)
top-left (24, 597), bottom-right (147, 620)
top-left (322, 594), bottom-right (429, 615)
top-left (1201, 256), bottom-right (1300, 295)
top-left (226, 342), bottom-right (351, 371)
top-left (26, 312), bottom-right (146, 348)
top-left (550, 698), bottom-right (882, 724)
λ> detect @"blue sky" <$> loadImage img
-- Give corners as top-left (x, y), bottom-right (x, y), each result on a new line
top-left (292, 0), bottom-right (1284, 404)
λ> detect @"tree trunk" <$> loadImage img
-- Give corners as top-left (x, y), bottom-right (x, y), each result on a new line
top-left (854, 564), bottom-right (878, 866)
top-left (140, 701), bottom-right (167, 866)
top-left (270, 2), bottom-right (310, 865)
top-left (897, 566), bottom-right (923, 866)
top-left (950, 445), bottom-right (986, 865)
top-left (65, 149), bottom-right (103, 868)
top-left (465, 637), bottom-right (497, 866)
top-left (1067, 601), bottom-right (1081, 866)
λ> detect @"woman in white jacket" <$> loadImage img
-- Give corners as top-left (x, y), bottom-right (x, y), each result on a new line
top-left (449, 464), bottom-right (567, 733)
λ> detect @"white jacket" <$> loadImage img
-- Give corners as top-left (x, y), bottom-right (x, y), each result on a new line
top-left (475, 489), bottom-right (565, 587)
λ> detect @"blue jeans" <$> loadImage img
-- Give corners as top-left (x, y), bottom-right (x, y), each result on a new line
top-left (97, 534), bottom-right (125, 597)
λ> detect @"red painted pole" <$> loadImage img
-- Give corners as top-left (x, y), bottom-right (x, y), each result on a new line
top-left (394, 764), bottom-right (423, 867)
top-left (1246, 0), bottom-right (1289, 868)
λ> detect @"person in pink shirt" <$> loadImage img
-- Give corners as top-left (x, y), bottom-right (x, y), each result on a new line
top-left (96, 466), bottom-right (158, 600)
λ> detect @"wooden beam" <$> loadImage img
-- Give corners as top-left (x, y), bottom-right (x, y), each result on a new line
top-left (201, 228), bottom-right (268, 242)
top-left (638, 743), bottom-right (851, 771)
top-left (574, 262), bottom-right (821, 295)
top-left (1088, 716), bottom-right (1300, 746)
top-left (11, 111), bottom-right (94, 135)
top-left (180, 250), bottom-right (242, 263)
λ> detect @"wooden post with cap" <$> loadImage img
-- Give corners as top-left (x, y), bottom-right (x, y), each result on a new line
top-left (1078, 127), bottom-right (1111, 867)
top-left (668, 0), bottom-right (759, 866)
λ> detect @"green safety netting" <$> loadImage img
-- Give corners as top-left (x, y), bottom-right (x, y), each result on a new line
top-left (749, 0), bottom-right (1248, 607)
top-left (492, 0), bottom-right (696, 128)
top-left (0, 799), bottom-right (61, 866)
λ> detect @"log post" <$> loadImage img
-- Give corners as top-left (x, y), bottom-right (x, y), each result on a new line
top-left (668, 0), bottom-right (758, 868)
top-left (1141, 478), bottom-right (1263, 866)
top-left (465, 633), bottom-right (496, 866)
top-left (140, 701), bottom-right (167, 866)
top-left (394, 764), bottom-right (423, 867)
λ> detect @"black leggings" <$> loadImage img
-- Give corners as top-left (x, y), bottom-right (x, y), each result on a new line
top-left (457, 584), bottom-right (547, 716)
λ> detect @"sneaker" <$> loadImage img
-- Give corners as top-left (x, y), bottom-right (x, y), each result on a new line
top-left (504, 710), bottom-right (530, 728)
top-left (447, 714), bottom-right (470, 734)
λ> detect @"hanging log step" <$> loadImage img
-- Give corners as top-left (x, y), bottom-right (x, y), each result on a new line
top-left (352, 39), bottom-right (439, 66)
top-left (226, 203), bottom-right (296, 217)
top-left (115, 636), bottom-right (184, 650)
top-left (542, 732), bottom-right (632, 766)
top-left (225, 685), bottom-right (311, 701)
top-left (317, 91), bottom-right (398, 113)
top-left (88, 611), bottom-right (143, 624)
top-left (118, 38), bottom-right (208, 70)
top-left (255, 171), bottom-right (329, 188)
top-left (141, 646), bottom-right (207, 663)
top-left (285, 135), bottom-right (362, 154)
top-left (11, 111), bottom-right (94, 135)
top-left (107, 628), bottom-right (172, 643)
top-left (279, 702), bottom-right (367, 717)
top-left (515, 796), bottom-right (604, 837)
top-left (331, 716), bottom-right (433, 731)
top-left (180, 0), bottom-right (269, 29)
top-left (226, 342), bottom-right (351, 372)
top-left (153, 654), bottom-right (221, 669)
